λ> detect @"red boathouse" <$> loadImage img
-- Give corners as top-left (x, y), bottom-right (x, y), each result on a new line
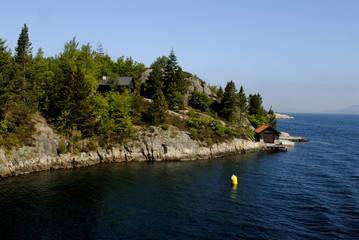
top-left (255, 124), bottom-right (280, 144)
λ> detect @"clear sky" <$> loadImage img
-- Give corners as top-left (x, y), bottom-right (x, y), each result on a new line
top-left (1, 0), bottom-right (358, 112)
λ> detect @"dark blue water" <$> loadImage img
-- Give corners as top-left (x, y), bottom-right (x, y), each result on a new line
top-left (0, 114), bottom-right (358, 239)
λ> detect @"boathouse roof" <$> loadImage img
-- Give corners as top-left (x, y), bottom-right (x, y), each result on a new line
top-left (255, 124), bottom-right (280, 134)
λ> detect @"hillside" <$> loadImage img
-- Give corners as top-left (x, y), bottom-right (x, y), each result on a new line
top-left (0, 33), bottom-right (275, 180)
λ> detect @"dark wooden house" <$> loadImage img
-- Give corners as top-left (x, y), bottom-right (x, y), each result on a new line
top-left (98, 76), bottom-right (135, 92)
top-left (255, 124), bottom-right (280, 144)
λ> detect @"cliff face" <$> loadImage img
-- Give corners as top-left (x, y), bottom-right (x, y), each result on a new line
top-left (0, 115), bottom-right (264, 180)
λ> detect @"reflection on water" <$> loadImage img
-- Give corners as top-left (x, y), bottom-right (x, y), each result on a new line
top-left (0, 114), bottom-right (358, 239)
top-left (230, 184), bottom-right (238, 201)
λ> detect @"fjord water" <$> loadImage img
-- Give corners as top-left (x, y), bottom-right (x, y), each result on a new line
top-left (0, 114), bottom-right (358, 239)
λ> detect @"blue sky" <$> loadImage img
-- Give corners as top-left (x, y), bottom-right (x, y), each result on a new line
top-left (1, 0), bottom-right (358, 112)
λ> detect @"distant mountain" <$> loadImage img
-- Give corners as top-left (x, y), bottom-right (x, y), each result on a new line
top-left (336, 105), bottom-right (359, 114)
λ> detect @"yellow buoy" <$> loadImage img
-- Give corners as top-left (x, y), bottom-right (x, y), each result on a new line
top-left (231, 174), bottom-right (238, 185)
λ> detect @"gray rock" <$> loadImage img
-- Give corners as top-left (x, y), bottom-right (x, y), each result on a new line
top-left (0, 122), bottom-right (265, 180)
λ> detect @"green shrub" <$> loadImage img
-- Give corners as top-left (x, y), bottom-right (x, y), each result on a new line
top-left (87, 137), bottom-right (97, 151)
top-left (187, 117), bottom-right (240, 143)
top-left (187, 109), bottom-right (195, 117)
top-left (58, 139), bottom-right (67, 154)
top-left (248, 114), bottom-right (267, 129)
top-left (161, 124), bottom-right (169, 130)
top-left (189, 91), bottom-right (214, 113)
top-left (0, 120), bottom-right (8, 134)
top-left (190, 128), bottom-right (199, 140)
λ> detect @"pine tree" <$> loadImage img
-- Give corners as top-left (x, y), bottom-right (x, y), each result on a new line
top-left (220, 81), bottom-right (239, 122)
top-left (0, 36), bottom-right (34, 145)
top-left (14, 24), bottom-right (36, 110)
top-left (105, 90), bottom-right (133, 138)
top-left (143, 66), bottom-right (163, 99)
top-left (146, 88), bottom-right (168, 125)
top-left (33, 48), bottom-right (54, 110)
top-left (247, 93), bottom-right (267, 128)
top-left (68, 68), bottom-right (96, 136)
top-left (217, 86), bottom-right (224, 99)
top-left (14, 24), bottom-right (32, 86)
top-left (248, 93), bottom-right (265, 116)
top-left (0, 38), bottom-right (15, 118)
top-left (176, 67), bottom-right (189, 95)
top-left (267, 106), bottom-right (277, 129)
top-left (164, 48), bottom-right (178, 74)
top-left (46, 63), bottom-right (96, 137)
top-left (162, 49), bottom-right (189, 110)
top-left (163, 48), bottom-right (178, 99)
top-left (238, 85), bottom-right (248, 123)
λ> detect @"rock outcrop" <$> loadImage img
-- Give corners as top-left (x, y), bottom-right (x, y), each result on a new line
top-left (275, 113), bottom-right (294, 119)
top-left (280, 132), bottom-right (309, 142)
top-left (139, 70), bottom-right (217, 104)
top-left (0, 115), bottom-right (265, 180)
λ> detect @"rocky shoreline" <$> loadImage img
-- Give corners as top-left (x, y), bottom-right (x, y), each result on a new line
top-left (275, 113), bottom-right (294, 119)
top-left (0, 116), bottom-right (265, 180)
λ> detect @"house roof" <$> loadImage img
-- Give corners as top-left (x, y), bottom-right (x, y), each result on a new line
top-left (99, 76), bottom-right (133, 86)
top-left (255, 124), bottom-right (280, 134)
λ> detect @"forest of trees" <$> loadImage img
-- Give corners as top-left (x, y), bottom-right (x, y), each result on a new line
top-left (0, 24), bottom-right (276, 149)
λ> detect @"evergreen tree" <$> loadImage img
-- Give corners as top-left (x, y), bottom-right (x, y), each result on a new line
top-left (164, 48), bottom-right (178, 74)
top-left (267, 106), bottom-right (277, 129)
top-left (175, 67), bottom-right (189, 95)
top-left (189, 91), bottom-right (214, 113)
top-left (94, 51), bottom-right (117, 80)
top-left (146, 88), bottom-right (168, 125)
top-left (217, 86), bottom-right (224, 99)
top-left (1, 36), bottom-right (33, 142)
top-left (0, 38), bottom-right (12, 73)
top-left (32, 48), bottom-right (54, 110)
top-left (46, 62), bottom-right (96, 137)
top-left (162, 49), bottom-right (189, 110)
top-left (247, 93), bottom-right (267, 128)
top-left (220, 81), bottom-right (239, 122)
top-left (106, 90), bottom-right (134, 138)
top-left (0, 38), bottom-right (16, 119)
top-left (117, 56), bottom-right (145, 79)
top-left (14, 23), bottom-right (32, 85)
top-left (238, 85), bottom-right (248, 123)
top-left (143, 66), bottom-right (163, 99)
top-left (14, 23), bottom-right (35, 109)
top-left (68, 68), bottom-right (97, 136)
top-left (248, 93), bottom-right (265, 116)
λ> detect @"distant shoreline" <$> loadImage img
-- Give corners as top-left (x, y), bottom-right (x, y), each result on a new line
top-left (275, 113), bottom-right (294, 119)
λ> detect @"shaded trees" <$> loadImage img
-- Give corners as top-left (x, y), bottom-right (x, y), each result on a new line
top-left (142, 66), bottom-right (163, 99)
top-left (267, 106), bottom-right (277, 129)
top-left (189, 91), bottom-right (214, 113)
top-left (247, 93), bottom-right (267, 128)
top-left (163, 49), bottom-right (189, 110)
top-left (238, 85), bottom-right (248, 123)
top-left (220, 81), bottom-right (239, 122)
top-left (46, 62), bottom-right (96, 137)
top-left (14, 23), bottom-right (37, 110)
top-left (14, 23), bottom-right (32, 87)
top-left (32, 48), bottom-right (54, 109)
top-left (146, 88), bottom-right (168, 125)
top-left (150, 55), bottom-right (168, 68)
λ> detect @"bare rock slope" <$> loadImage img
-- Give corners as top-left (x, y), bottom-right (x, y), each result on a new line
top-left (0, 115), bottom-right (264, 179)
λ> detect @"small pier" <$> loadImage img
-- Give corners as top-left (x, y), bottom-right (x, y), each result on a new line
top-left (265, 144), bottom-right (287, 152)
